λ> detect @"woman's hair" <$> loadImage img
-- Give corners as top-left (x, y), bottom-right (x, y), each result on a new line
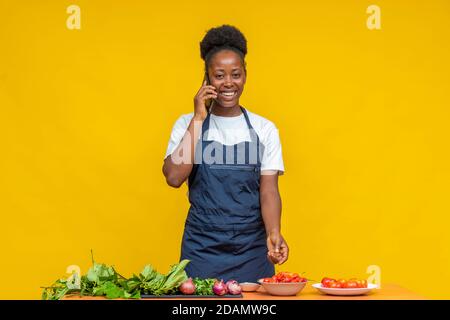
top-left (200, 24), bottom-right (247, 74)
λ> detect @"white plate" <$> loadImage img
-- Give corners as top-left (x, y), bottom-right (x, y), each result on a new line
top-left (312, 283), bottom-right (378, 296)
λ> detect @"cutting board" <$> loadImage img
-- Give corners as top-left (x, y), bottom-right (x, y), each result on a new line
top-left (140, 294), bottom-right (243, 299)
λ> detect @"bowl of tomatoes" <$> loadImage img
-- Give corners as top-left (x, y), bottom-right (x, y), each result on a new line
top-left (258, 272), bottom-right (308, 296)
top-left (312, 277), bottom-right (378, 296)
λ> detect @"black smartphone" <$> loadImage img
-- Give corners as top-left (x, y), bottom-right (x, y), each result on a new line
top-left (203, 72), bottom-right (214, 111)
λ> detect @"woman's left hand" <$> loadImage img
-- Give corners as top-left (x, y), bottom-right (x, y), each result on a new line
top-left (266, 231), bottom-right (289, 265)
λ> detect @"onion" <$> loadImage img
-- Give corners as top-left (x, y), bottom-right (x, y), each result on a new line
top-left (213, 279), bottom-right (228, 296)
top-left (179, 278), bottom-right (196, 295)
top-left (226, 280), bottom-right (242, 295)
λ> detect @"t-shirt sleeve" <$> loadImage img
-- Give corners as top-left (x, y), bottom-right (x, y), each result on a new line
top-left (164, 114), bottom-right (192, 159)
top-left (260, 124), bottom-right (285, 175)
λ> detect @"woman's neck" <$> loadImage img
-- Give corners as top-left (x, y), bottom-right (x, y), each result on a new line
top-left (211, 103), bottom-right (242, 117)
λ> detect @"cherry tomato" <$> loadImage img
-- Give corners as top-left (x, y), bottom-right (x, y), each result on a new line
top-left (320, 276), bottom-right (368, 289)
top-left (337, 279), bottom-right (347, 288)
top-left (346, 280), bottom-right (359, 289)
top-left (329, 281), bottom-right (341, 288)
top-left (358, 280), bottom-right (367, 288)
top-left (321, 277), bottom-right (335, 288)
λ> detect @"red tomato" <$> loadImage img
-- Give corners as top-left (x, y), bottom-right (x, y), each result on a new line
top-left (272, 272), bottom-right (308, 283)
top-left (283, 275), bottom-right (293, 282)
top-left (346, 280), bottom-right (359, 289)
top-left (329, 281), bottom-right (341, 288)
top-left (358, 280), bottom-right (367, 288)
top-left (274, 273), bottom-right (284, 282)
top-left (273, 272), bottom-right (296, 283)
top-left (321, 276), bottom-right (367, 289)
top-left (321, 277), bottom-right (335, 288)
top-left (337, 279), bottom-right (348, 288)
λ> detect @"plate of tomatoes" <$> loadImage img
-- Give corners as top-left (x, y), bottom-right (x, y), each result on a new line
top-left (312, 277), bottom-right (378, 296)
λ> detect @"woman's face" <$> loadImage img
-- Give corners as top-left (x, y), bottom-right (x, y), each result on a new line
top-left (207, 49), bottom-right (246, 108)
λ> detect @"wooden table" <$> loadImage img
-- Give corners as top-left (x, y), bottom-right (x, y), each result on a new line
top-left (63, 283), bottom-right (425, 300)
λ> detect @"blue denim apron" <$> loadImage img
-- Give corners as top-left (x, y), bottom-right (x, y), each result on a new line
top-left (180, 107), bottom-right (274, 283)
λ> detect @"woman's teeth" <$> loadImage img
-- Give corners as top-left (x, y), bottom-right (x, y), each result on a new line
top-left (221, 91), bottom-right (236, 97)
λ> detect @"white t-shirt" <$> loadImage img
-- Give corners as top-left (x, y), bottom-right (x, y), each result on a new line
top-left (164, 109), bottom-right (285, 175)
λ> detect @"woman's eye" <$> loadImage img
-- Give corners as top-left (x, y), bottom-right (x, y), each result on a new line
top-left (216, 75), bottom-right (224, 79)
top-left (233, 74), bottom-right (241, 78)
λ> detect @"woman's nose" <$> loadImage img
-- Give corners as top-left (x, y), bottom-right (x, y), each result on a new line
top-left (224, 76), bottom-right (233, 86)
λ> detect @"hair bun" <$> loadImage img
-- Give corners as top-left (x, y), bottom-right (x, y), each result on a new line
top-left (200, 24), bottom-right (247, 61)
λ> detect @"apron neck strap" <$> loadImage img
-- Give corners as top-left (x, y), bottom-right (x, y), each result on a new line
top-left (202, 106), bottom-right (252, 133)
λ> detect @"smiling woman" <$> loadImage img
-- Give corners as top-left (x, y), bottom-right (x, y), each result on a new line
top-left (162, 24), bottom-right (289, 283)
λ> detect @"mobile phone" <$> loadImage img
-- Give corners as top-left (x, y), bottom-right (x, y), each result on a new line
top-left (203, 72), bottom-right (214, 111)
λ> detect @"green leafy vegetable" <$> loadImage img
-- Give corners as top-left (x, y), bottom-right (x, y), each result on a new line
top-left (41, 279), bottom-right (71, 301)
top-left (192, 278), bottom-right (217, 295)
top-left (41, 251), bottom-right (191, 300)
top-left (152, 259), bottom-right (189, 295)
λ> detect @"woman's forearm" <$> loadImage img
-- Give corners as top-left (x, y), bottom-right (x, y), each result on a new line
top-left (260, 174), bottom-right (282, 235)
top-left (162, 115), bottom-right (204, 187)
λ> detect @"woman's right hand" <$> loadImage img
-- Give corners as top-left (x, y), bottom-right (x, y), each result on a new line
top-left (194, 80), bottom-right (217, 120)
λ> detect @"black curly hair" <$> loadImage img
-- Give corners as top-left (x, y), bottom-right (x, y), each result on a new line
top-left (200, 24), bottom-right (247, 75)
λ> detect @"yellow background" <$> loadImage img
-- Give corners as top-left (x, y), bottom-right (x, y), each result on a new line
top-left (1, 0), bottom-right (449, 299)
